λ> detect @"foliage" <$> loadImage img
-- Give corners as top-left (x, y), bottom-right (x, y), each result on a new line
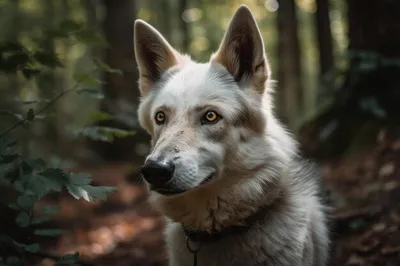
top-left (0, 17), bottom-right (134, 265)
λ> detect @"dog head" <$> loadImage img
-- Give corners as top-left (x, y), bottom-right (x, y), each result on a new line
top-left (134, 5), bottom-right (295, 229)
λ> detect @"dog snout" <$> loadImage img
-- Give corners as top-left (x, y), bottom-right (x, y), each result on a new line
top-left (141, 159), bottom-right (175, 186)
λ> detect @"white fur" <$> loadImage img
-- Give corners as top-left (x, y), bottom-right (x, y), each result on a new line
top-left (134, 5), bottom-right (330, 266)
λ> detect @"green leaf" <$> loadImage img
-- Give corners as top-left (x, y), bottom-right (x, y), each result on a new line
top-left (75, 29), bottom-right (107, 47)
top-left (66, 184), bottom-right (116, 202)
top-left (4, 52), bottom-right (31, 70)
top-left (8, 203), bottom-right (20, 210)
top-left (44, 29), bottom-right (69, 39)
top-left (33, 51), bottom-right (63, 68)
top-left (23, 158), bottom-right (46, 170)
top-left (54, 252), bottom-right (80, 265)
top-left (0, 41), bottom-right (25, 53)
top-left (68, 173), bottom-right (92, 186)
top-left (21, 68), bottom-right (41, 79)
top-left (34, 229), bottom-right (64, 237)
top-left (15, 212), bottom-right (30, 228)
top-left (93, 59), bottom-right (122, 74)
top-left (38, 168), bottom-right (67, 180)
top-left (65, 184), bottom-right (89, 201)
top-left (0, 154), bottom-right (20, 164)
top-left (31, 216), bottom-right (51, 225)
top-left (23, 171), bottom-right (65, 199)
top-left (0, 136), bottom-right (16, 156)
top-left (0, 110), bottom-right (13, 116)
top-left (13, 181), bottom-right (25, 192)
top-left (40, 205), bottom-right (60, 215)
top-left (88, 111), bottom-right (113, 122)
top-left (76, 88), bottom-right (104, 99)
top-left (5, 257), bottom-right (21, 266)
top-left (59, 19), bottom-right (83, 33)
top-left (24, 243), bottom-right (40, 253)
top-left (13, 113), bottom-right (24, 121)
top-left (16, 195), bottom-right (34, 209)
top-left (73, 72), bottom-right (102, 87)
top-left (75, 126), bottom-right (135, 143)
top-left (26, 108), bottom-right (34, 121)
top-left (83, 185), bottom-right (117, 201)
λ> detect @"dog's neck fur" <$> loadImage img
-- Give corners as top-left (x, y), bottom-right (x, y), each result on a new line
top-left (182, 203), bottom-right (271, 243)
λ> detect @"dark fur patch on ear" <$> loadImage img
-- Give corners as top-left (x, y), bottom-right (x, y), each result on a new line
top-left (231, 31), bottom-right (254, 82)
top-left (142, 46), bottom-right (163, 82)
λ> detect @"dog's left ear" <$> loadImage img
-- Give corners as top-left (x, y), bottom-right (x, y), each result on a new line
top-left (211, 5), bottom-right (269, 93)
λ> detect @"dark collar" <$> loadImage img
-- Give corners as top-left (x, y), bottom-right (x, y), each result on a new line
top-left (182, 206), bottom-right (267, 243)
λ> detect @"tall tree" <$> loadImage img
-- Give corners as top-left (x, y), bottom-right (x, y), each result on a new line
top-left (91, 0), bottom-right (150, 163)
top-left (179, 0), bottom-right (190, 53)
top-left (158, 0), bottom-right (173, 41)
top-left (277, 0), bottom-right (303, 129)
top-left (300, 0), bottom-right (400, 159)
top-left (314, 0), bottom-right (334, 83)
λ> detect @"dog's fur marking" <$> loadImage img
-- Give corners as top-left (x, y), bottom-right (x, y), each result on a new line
top-left (134, 5), bottom-right (329, 266)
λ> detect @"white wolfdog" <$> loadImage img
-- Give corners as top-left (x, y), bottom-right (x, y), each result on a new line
top-left (133, 5), bottom-right (329, 266)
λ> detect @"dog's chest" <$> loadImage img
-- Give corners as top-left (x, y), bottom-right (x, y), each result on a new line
top-left (165, 223), bottom-right (284, 266)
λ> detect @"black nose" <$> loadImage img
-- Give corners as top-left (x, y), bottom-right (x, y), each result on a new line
top-left (141, 159), bottom-right (175, 186)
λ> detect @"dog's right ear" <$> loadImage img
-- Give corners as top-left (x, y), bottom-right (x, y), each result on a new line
top-left (134, 20), bottom-right (180, 96)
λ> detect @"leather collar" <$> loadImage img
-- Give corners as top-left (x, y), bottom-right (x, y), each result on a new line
top-left (182, 206), bottom-right (267, 243)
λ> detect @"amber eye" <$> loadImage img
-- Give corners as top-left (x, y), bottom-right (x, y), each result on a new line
top-left (202, 110), bottom-right (221, 124)
top-left (155, 111), bottom-right (166, 124)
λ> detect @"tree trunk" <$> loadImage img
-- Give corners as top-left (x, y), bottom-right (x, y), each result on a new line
top-left (277, 0), bottom-right (303, 129)
top-left (102, 0), bottom-right (137, 101)
top-left (158, 0), bottom-right (173, 41)
top-left (83, 0), bottom-right (101, 58)
top-left (348, 0), bottom-right (400, 56)
top-left (89, 0), bottom-right (150, 164)
top-left (314, 0), bottom-right (334, 82)
top-left (179, 0), bottom-right (190, 53)
top-left (299, 0), bottom-right (400, 159)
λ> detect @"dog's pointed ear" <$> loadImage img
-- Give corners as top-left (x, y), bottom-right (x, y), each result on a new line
top-left (134, 20), bottom-right (180, 96)
top-left (211, 5), bottom-right (269, 93)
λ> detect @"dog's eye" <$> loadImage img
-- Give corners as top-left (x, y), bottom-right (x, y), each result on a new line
top-left (202, 110), bottom-right (221, 124)
top-left (155, 111), bottom-right (166, 124)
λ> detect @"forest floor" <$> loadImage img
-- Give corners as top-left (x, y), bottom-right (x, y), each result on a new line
top-left (35, 127), bottom-right (400, 266)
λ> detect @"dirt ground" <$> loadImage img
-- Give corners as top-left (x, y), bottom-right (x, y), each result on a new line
top-left (35, 128), bottom-right (400, 266)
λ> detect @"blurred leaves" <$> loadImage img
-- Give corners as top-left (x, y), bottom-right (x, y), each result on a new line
top-left (73, 126), bottom-right (136, 142)
top-left (73, 72), bottom-right (103, 87)
top-left (34, 229), bottom-right (65, 237)
top-left (59, 19), bottom-right (83, 33)
top-left (76, 88), bottom-right (104, 99)
top-left (0, 41), bottom-right (63, 79)
top-left (75, 29), bottom-right (107, 47)
top-left (24, 243), bottom-right (40, 253)
top-left (15, 212), bottom-right (30, 228)
top-left (2, 257), bottom-right (22, 266)
top-left (54, 252), bottom-right (80, 266)
top-left (88, 111), bottom-right (113, 122)
top-left (33, 50), bottom-right (63, 68)
top-left (67, 183), bottom-right (117, 202)
top-left (0, 18), bottom-right (108, 81)
top-left (0, 139), bottom-right (116, 261)
top-left (0, 6), bottom-right (122, 265)
top-left (93, 59), bottom-right (123, 75)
